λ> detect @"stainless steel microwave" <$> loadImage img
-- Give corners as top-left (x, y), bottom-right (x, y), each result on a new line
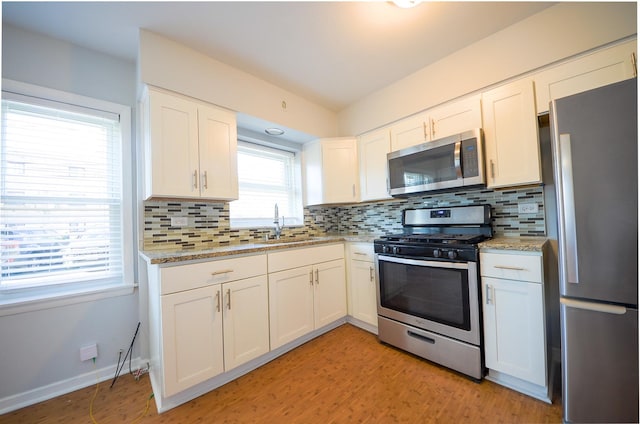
top-left (387, 128), bottom-right (485, 196)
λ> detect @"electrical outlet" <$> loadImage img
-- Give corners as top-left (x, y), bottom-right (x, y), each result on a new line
top-left (80, 343), bottom-right (98, 361)
top-left (315, 215), bottom-right (324, 223)
top-left (518, 203), bottom-right (539, 214)
top-left (170, 216), bottom-right (189, 227)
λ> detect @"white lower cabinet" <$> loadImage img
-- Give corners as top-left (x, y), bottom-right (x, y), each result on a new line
top-left (161, 285), bottom-right (224, 397)
top-left (480, 250), bottom-right (550, 402)
top-left (268, 244), bottom-right (347, 349)
top-left (347, 243), bottom-right (377, 330)
top-left (149, 254), bottom-right (269, 398)
top-left (222, 276), bottom-right (270, 370)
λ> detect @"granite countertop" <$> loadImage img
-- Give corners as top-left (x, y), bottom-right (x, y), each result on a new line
top-left (479, 236), bottom-right (548, 252)
top-left (141, 234), bottom-right (380, 264)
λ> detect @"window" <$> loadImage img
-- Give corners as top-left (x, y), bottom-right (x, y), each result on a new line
top-left (0, 81), bottom-right (133, 308)
top-left (230, 141), bottom-right (303, 228)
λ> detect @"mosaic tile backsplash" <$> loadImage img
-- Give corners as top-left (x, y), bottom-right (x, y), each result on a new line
top-left (143, 186), bottom-right (547, 251)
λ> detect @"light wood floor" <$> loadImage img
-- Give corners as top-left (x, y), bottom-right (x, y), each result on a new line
top-left (0, 324), bottom-right (562, 423)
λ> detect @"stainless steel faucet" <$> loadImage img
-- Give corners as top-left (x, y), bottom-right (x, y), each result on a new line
top-left (273, 203), bottom-right (285, 239)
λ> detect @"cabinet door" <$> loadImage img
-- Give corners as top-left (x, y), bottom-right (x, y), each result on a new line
top-left (198, 105), bottom-right (238, 200)
top-left (322, 138), bottom-right (359, 204)
top-left (482, 78), bottom-right (541, 188)
top-left (314, 259), bottom-right (347, 328)
top-left (349, 259), bottom-right (378, 327)
top-left (535, 40), bottom-right (637, 114)
top-left (148, 89), bottom-right (200, 198)
top-left (429, 95), bottom-right (482, 140)
top-left (222, 275), bottom-right (270, 371)
top-left (161, 285), bottom-right (223, 397)
top-left (268, 266), bottom-right (315, 349)
top-left (359, 129), bottom-right (392, 202)
top-left (482, 277), bottom-right (546, 386)
top-left (390, 114), bottom-right (429, 151)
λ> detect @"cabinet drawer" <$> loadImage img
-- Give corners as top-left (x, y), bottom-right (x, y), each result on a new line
top-left (349, 243), bottom-right (374, 262)
top-left (268, 243), bottom-right (344, 273)
top-left (161, 254), bottom-right (267, 294)
top-left (480, 252), bottom-right (542, 283)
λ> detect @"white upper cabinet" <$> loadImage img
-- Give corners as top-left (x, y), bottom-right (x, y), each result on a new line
top-left (389, 114), bottom-right (429, 152)
top-left (303, 137), bottom-right (359, 206)
top-left (358, 128), bottom-right (392, 202)
top-left (389, 95), bottom-right (482, 152)
top-left (534, 40), bottom-right (637, 114)
top-left (428, 95), bottom-right (482, 140)
top-left (143, 86), bottom-right (238, 201)
top-left (482, 78), bottom-right (541, 189)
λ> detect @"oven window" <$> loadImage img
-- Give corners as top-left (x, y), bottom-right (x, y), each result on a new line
top-left (378, 259), bottom-right (471, 330)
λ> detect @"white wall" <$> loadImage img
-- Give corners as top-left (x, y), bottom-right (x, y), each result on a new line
top-left (0, 25), bottom-right (141, 412)
top-left (338, 2), bottom-right (637, 136)
top-left (138, 30), bottom-right (339, 139)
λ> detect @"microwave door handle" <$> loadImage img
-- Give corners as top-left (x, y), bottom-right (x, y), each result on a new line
top-left (454, 141), bottom-right (463, 179)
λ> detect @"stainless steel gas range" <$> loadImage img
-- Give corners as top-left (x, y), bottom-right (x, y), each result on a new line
top-left (374, 204), bottom-right (492, 380)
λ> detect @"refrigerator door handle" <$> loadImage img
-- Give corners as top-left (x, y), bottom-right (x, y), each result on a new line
top-left (561, 297), bottom-right (628, 315)
top-left (559, 133), bottom-right (580, 284)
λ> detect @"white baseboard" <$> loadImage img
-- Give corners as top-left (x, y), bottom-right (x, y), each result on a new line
top-left (0, 357), bottom-right (146, 415)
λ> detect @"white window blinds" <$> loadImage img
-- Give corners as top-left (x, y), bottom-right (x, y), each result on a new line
top-left (1, 94), bottom-right (126, 291)
top-left (230, 141), bottom-right (303, 228)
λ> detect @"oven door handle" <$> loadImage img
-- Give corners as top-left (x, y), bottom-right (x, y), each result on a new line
top-left (376, 254), bottom-right (472, 270)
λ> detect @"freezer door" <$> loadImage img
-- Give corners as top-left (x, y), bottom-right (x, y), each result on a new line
top-left (551, 78), bottom-right (637, 304)
top-left (561, 299), bottom-right (638, 423)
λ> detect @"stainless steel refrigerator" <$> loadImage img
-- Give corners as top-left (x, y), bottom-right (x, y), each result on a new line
top-left (550, 78), bottom-right (638, 423)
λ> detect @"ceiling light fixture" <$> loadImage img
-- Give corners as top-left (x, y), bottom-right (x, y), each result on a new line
top-left (265, 128), bottom-right (285, 136)
top-left (392, 0), bottom-right (421, 8)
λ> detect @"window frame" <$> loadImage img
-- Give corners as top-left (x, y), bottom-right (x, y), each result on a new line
top-left (0, 79), bottom-right (134, 315)
top-left (230, 139), bottom-right (304, 229)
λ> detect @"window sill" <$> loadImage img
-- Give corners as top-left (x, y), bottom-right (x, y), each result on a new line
top-left (0, 283), bottom-right (135, 317)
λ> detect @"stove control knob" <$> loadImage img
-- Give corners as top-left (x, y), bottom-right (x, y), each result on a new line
top-left (382, 245), bottom-right (390, 254)
top-left (433, 249), bottom-right (442, 258)
top-left (392, 246), bottom-right (400, 255)
top-left (447, 250), bottom-right (458, 260)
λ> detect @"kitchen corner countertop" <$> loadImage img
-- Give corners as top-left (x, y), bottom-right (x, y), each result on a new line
top-left (479, 236), bottom-right (548, 252)
top-left (140, 235), bottom-right (379, 265)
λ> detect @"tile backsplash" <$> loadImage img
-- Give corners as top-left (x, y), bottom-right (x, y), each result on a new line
top-left (143, 186), bottom-right (546, 251)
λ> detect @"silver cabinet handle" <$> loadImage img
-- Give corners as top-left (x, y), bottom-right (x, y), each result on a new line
top-left (353, 252), bottom-right (367, 256)
top-left (485, 284), bottom-right (492, 305)
top-left (202, 170), bottom-right (208, 189)
top-left (226, 288), bottom-right (231, 310)
top-left (215, 290), bottom-right (221, 312)
top-left (193, 169), bottom-right (198, 189)
top-left (490, 160), bottom-right (495, 179)
top-left (369, 266), bottom-right (374, 282)
top-left (493, 265), bottom-right (526, 271)
top-left (315, 268), bottom-right (319, 285)
top-left (211, 269), bottom-right (234, 276)
top-left (422, 122), bottom-right (427, 140)
top-left (309, 270), bottom-right (314, 285)
top-left (431, 118), bottom-right (436, 138)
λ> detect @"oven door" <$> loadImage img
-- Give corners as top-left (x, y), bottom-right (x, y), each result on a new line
top-left (375, 254), bottom-right (481, 346)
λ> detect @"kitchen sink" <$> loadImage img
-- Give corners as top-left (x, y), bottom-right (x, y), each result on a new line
top-left (261, 236), bottom-right (316, 244)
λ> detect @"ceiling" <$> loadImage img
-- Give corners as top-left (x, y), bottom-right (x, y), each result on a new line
top-left (3, 1), bottom-right (555, 113)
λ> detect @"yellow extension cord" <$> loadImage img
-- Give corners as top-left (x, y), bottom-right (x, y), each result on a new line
top-left (89, 359), bottom-right (154, 424)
